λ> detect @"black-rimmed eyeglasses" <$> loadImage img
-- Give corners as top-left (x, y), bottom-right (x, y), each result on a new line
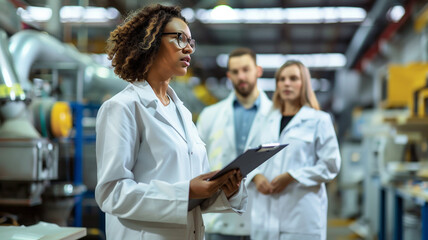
top-left (162, 32), bottom-right (196, 53)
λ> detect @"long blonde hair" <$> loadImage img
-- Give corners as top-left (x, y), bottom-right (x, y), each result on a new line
top-left (272, 60), bottom-right (320, 112)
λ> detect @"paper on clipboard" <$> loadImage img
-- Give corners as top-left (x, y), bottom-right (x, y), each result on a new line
top-left (188, 143), bottom-right (287, 211)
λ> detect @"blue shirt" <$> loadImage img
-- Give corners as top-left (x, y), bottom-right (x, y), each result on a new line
top-left (233, 95), bottom-right (260, 155)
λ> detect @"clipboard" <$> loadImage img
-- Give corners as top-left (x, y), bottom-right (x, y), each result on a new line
top-left (188, 143), bottom-right (287, 211)
top-left (208, 143), bottom-right (288, 180)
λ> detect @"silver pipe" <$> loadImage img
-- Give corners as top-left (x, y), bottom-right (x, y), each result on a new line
top-left (0, 29), bottom-right (26, 102)
top-left (8, 30), bottom-right (126, 103)
top-left (46, 0), bottom-right (62, 39)
top-left (0, 31), bottom-right (37, 138)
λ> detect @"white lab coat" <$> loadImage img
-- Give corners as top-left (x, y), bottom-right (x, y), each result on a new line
top-left (251, 106), bottom-right (341, 240)
top-left (196, 90), bottom-right (272, 235)
top-left (95, 81), bottom-right (247, 240)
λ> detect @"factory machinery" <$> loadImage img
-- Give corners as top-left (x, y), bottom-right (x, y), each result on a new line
top-left (0, 28), bottom-right (126, 228)
top-left (339, 62), bottom-right (428, 240)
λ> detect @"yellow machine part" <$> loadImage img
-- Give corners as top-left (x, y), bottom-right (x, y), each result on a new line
top-left (418, 89), bottom-right (428, 118)
top-left (193, 84), bottom-right (218, 106)
top-left (414, 5), bottom-right (428, 33)
top-left (192, 84), bottom-right (218, 122)
top-left (0, 83), bottom-right (25, 100)
top-left (50, 102), bottom-right (72, 138)
top-left (386, 63), bottom-right (428, 108)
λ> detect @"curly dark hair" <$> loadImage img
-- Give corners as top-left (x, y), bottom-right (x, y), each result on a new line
top-left (106, 4), bottom-right (187, 82)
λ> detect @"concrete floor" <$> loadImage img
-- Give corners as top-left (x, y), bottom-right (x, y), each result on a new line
top-left (327, 218), bottom-right (363, 240)
top-left (326, 180), bottom-right (364, 240)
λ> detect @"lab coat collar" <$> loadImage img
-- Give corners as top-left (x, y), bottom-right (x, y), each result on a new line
top-left (243, 90), bottom-right (272, 148)
top-left (233, 94), bottom-right (261, 110)
top-left (225, 88), bottom-right (270, 114)
top-left (258, 90), bottom-right (272, 116)
top-left (224, 91), bottom-right (236, 106)
top-left (219, 92), bottom-right (236, 155)
top-left (282, 105), bottom-right (315, 133)
top-left (294, 105), bottom-right (316, 120)
top-left (132, 81), bottom-right (183, 107)
top-left (132, 80), bottom-right (188, 143)
top-left (223, 88), bottom-right (271, 151)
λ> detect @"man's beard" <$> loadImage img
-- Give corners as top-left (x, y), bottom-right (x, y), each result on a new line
top-left (234, 80), bottom-right (256, 97)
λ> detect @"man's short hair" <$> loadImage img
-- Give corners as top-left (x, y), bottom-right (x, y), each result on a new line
top-left (227, 47), bottom-right (257, 69)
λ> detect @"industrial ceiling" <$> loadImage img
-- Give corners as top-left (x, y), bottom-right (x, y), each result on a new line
top-left (5, 0), bottom-right (411, 95)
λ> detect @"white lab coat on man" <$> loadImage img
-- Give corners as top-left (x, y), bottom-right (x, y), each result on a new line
top-left (252, 106), bottom-right (341, 240)
top-left (196, 90), bottom-right (272, 236)
top-left (95, 81), bottom-right (247, 240)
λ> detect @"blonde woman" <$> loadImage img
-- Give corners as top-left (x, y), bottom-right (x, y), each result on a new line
top-left (251, 60), bottom-right (341, 240)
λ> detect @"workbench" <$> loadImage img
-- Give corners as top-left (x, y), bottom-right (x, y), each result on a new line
top-left (0, 222), bottom-right (86, 240)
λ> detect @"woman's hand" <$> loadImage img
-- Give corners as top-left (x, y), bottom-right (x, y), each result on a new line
top-left (271, 172), bottom-right (295, 194)
top-left (189, 170), bottom-right (235, 199)
top-left (220, 170), bottom-right (243, 199)
top-left (253, 174), bottom-right (273, 195)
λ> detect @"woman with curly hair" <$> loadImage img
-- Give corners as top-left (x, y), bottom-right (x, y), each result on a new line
top-left (95, 4), bottom-right (247, 240)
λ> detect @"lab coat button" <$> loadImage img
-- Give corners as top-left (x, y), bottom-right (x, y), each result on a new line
top-left (223, 223), bottom-right (228, 227)
top-left (240, 223), bottom-right (244, 227)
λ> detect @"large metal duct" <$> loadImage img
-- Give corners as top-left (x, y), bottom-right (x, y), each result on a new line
top-left (0, 29), bottom-right (39, 138)
top-left (8, 30), bottom-right (127, 103)
top-left (0, 29), bottom-right (26, 103)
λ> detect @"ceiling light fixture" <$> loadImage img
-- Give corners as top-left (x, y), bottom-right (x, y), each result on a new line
top-left (16, 6), bottom-right (120, 23)
top-left (183, 7), bottom-right (366, 24)
top-left (216, 53), bottom-right (347, 69)
top-left (210, 5), bottom-right (237, 21)
top-left (386, 5), bottom-right (405, 23)
top-left (17, 7), bottom-right (52, 22)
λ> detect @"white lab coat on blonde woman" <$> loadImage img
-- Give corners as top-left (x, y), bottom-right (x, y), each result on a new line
top-left (95, 82), bottom-right (247, 240)
top-left (196, 90), bottom-right (271, 235)
top-left (252, 106), bottom-right (341, 240)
